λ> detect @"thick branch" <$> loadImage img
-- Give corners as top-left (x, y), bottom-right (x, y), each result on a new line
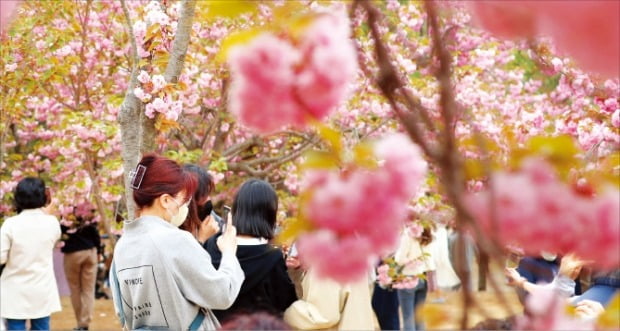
top-left (360, 0), bottom-right (440, 160)
top-left (84, 152), bottom-right (116, 246)
top-left (141, 0), bottom-right (197, 154)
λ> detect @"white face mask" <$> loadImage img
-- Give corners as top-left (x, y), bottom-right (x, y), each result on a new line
top-left (167, 197), bottom-right (190, 227)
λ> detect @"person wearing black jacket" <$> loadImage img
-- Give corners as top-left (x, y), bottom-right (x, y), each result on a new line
top-left (61, 204), bottom-right (102, 331)
top-left (205, 179), bottom-right (297, 323)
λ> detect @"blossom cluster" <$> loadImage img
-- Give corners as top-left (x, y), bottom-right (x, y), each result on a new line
top-left (468, 1), bottom-right (619, 78)
top-left (515, 286), bottom-right (594, 330)
top-left (376, 258), bottom-right (421, 290)
top-left (466, 158), bottom-right (619, 269)
top-left (296, 134), bottom-right (427, 282)
top-left (227, 11), bottom-right (358, 133)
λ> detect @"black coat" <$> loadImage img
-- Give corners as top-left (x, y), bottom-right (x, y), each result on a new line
top-left (204, 235), bottom-right (297, 322)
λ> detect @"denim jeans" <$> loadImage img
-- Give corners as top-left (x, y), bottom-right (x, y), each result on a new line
top-left (6, 316), bottom-right (50, 330)
top-left (398, 279), bottom-right (427, 331)
top-left (371, 283), bottom-right (400, 330)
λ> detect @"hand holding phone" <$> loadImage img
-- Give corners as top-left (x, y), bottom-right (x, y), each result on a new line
top-left (216, 205), bottom-right (237, 255)
top-left (220, 205), bottom-right (231, 233)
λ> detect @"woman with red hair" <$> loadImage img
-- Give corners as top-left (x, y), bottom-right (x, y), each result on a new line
top-left (110, 154), bottom-right (244, 330)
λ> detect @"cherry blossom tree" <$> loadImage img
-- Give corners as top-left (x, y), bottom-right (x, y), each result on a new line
top-left (2, 4), bottom-right (618, 328)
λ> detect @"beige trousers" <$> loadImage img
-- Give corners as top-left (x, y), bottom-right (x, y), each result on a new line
top-left (64, 247), bottom-right (97, 328)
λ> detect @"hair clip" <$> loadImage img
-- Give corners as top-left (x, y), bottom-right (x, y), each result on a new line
top-left (129, 164), bottom-right (147, 190)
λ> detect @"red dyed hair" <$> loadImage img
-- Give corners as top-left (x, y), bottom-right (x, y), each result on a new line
top-left (132, 154), bottom-right (198, 209)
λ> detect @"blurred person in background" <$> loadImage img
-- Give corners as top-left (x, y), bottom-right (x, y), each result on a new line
top-left (205, 179), bottom-right (297, 322)
top-left (60, 201), bottom-right (102, 331)
top-left (180, 164), bottom-right (222, 245)
top-left (1, 177), bottom-right (61, 330)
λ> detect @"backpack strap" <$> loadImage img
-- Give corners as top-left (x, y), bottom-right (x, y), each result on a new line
top-left (188, 309), bottom-right (205, 331)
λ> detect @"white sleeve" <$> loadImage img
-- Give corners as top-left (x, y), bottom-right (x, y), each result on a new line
top-left (0, 219), bottom-right (12, 265)
top-left (167, 234), bottom-right (245, 310)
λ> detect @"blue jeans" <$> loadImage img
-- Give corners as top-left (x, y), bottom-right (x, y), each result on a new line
top-left (371, 283), bottom-right (400, 330)
top-left (398, 279), bottom-right (427, 331)
top-left (6, 316), bottom-right (50, 330)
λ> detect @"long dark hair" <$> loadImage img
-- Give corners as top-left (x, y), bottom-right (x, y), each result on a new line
top-left (232, 179), bottom-right (278, 239)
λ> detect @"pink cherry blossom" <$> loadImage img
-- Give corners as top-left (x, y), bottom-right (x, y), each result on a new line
top-left (297, 230), bottom-right (376, 283)
top-left (469, 1), bottom-right (620, 78)
top-left (137, 70), bottom-right (150, 84)
top-left (295, 13), bottom-right (358, 119)
top-left (151, 74), bottom-right (167, 92)
top-left (228, 12), bottom-right (358, 133)
top-left (133, 87), bottom-right (151, 102)
top-left (0, 0), bottom-right (21, 31)
top-left (298, 134), bottom-right (427, 282)
top-left (466, 158), bottom-right (620, 269)
top-left (228, 34), bottom-right (302, 133)
top-left (515, 286), bottom-right (594, 330)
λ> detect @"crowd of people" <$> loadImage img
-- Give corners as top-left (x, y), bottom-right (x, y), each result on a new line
top-left (1, 153), bottom-right (618, 330)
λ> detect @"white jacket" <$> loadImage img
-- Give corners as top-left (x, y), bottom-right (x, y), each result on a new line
top-left (1, 209), bottom-right (62, 319)
top-left (284, 270), bottom-right (376, 330)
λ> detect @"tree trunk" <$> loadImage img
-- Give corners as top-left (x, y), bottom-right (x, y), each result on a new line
top-left (120, 0), bottom-right (197, 219)
top-left (119, 0), bottom-right (143, 220)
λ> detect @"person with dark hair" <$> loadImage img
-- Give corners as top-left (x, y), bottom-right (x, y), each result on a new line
top-left (60, 201), bottom-right (102, 331)
top-left (180, 164), bottom-right (220, 245)
top-left (109, 154), bottom-right (244, 330)
top-left (1, 177), bottom-right (61, 330)
top-left (205, 179), bottom-right (297, 323)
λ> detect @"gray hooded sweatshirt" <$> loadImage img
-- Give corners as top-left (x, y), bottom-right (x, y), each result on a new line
top-left (110, 216), bottom-right (244, 330)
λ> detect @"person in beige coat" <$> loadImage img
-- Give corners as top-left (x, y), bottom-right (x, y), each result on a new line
top-left (0, 177), bottom-right (62, 330)
top-left (283, 266), bottom-right (376, 330)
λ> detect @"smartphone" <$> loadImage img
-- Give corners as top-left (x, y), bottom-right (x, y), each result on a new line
top-left (221, 205), bottom-right (231, 232)
top-left (197, 200), bottom-right (213, 221)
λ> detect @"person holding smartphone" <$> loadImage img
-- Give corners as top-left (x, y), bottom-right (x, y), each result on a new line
top-left (180, 164), bottom-right (222, 245)
top-left (204, 179), bottom-right (297, 323)
top-left (109, 155), bottom-right (244, 330)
